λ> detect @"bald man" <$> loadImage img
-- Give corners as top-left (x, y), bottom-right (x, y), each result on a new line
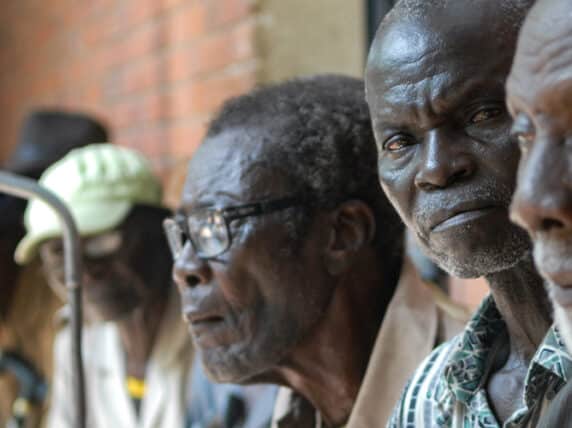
top-left (508, 0), bottom-right (572, 353)
top-left (366, 0), bottom-right (572, 426)
top-left (507, 0), bottom-right (572, 425)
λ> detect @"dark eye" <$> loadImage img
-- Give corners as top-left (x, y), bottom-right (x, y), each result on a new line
top-left (510, 113), bottom-right (536, 152)
top-left (470, 107), bottom-right (503, 124)
top-left (383, 135), bottom-right (414, 152)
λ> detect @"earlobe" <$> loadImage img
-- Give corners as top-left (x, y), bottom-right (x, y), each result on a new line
top-left (323, 200), bottom-right (376, 275)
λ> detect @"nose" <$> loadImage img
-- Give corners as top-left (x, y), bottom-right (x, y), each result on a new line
top-left (414, 129), bottom-right (476, 191)
top-left (510, 141), bottom-right (572, 235)
top-left (172, 242), bottom-right (213, 290)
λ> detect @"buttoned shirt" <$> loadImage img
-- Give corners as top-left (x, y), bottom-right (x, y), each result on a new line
top-left (388, 295), bottom-right (572, 428)
top-left (47, 289), bottom-right (193, 428)
top-left (272, 258), bottom-right (467, 428)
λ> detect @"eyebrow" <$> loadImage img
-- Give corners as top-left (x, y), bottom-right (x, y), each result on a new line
top-left (179, 191), bottom-right (245, 214)
top-left (377, 77), bottom-right (507, 130)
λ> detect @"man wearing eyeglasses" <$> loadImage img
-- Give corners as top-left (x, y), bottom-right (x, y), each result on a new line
top-left (14, 144), bottom-right (194, 428)
top-left (169, 75), bottom-right (467, 427)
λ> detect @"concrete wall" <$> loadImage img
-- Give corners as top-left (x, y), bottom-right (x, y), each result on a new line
top-left (256, 0), bottom-right (366, 83)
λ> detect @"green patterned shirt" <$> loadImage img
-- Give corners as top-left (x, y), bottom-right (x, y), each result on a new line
top-left (388, 295), bottom-right (572, 428)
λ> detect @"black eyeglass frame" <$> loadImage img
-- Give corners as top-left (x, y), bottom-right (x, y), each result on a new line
top-left (167, 196), bottom-right (303, 260)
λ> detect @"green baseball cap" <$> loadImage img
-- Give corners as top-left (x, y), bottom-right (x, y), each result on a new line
top-left (15, 144), bottom-right (163, 264)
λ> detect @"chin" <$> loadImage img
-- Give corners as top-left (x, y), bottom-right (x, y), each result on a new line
top-left (554, 303), bottom-right (572, 353)
top-left (419, 226), bottom-right (531, 278)
top-left (200, 341), bottom-right (283, 384)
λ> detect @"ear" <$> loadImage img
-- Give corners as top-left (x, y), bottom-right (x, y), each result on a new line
top-left (323, 200), bottom-right (376, 276)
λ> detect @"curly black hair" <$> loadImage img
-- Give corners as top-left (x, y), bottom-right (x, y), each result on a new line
top-left (207, 74), bottom-right (404, 280)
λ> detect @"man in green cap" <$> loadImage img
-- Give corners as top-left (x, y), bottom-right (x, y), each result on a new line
top-left (16, 144), bottom-right (193, 428)
top-left (0, 109), bottom-right (108, 428)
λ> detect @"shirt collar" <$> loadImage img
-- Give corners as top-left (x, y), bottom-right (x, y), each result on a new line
top-left (444, 295), bottom-right (572, 406)
top-left (443, 295), bottom-right (505, 403)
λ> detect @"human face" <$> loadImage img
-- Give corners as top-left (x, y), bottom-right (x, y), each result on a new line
top-left (507, 0), bottom-right (572, 301)
top-left (173, 127), bottom-right (333, 383)
top-left (39, 212), bottom-right (166, 321)
top-left (366, 11), bottom-right (530, 278)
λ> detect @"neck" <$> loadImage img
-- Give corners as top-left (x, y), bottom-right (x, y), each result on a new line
top-left (270, 258), bottom-right (395, 427)
top-left (115, 295), bottom-right (168, 378)
top-left (485, 254), bottom-right (552, 362)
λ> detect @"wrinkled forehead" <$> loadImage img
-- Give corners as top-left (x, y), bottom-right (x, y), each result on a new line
top-left (182, 126), bottom-right (292, 208)
top-left (367, 11), bottom-right (516, 109)
top-left (507, 0), bottom-right (572, 109)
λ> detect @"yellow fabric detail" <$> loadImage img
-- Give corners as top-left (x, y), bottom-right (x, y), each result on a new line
top-left (126, 377), bottom-right (146, 399)
top-left (12, 397), bottom-right (31, 416)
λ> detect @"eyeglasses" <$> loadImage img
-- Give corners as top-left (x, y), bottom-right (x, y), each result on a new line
top-left (163, 196), bottom-right (302, 260)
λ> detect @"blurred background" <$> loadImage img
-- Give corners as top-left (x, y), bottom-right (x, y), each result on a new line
top-left (0, 0), bottom-right (486, 307)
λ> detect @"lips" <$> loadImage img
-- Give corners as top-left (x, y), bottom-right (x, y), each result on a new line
top-left (429, 202), bottom-right (501, 233)
top-left (181, 289), bottom-right (228, 345)
top-left (185, 311), bottom-right (225, 325)
top-left (532, 233), bottom-right (572, 294)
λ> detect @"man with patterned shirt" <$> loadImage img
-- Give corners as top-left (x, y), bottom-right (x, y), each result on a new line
top-left (365, 0), bottom-right (572, 426)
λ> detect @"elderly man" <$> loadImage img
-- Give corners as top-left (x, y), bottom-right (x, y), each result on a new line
top-left (365, 0), bottom-right (572, 426)
top-left (506, 0), bottom-right (572, 425)
top-left (0, 110), bottom-right (108, 428)
top-left (170, 74), bottom-right (466, 427)
top-left (15, 144), bottom-right (193, 428)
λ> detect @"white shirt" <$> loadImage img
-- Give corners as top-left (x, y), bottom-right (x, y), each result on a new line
top-left (47, 290), bottom-right (193, 428)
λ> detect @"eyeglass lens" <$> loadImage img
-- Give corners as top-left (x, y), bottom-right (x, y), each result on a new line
top-left (164, 211), bottom-right (230, 260)
top-left (188, 210), bottom-right (229, 257)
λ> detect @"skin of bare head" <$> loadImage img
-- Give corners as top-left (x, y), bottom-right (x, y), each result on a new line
top-left (507, 0), bottom-right (572, 351)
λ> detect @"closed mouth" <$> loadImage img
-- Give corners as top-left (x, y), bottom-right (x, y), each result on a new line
top-left (431, 206), bottom-right (498, 233)
top-left (185, 310), bottom-right (225, 325)
top-left (191, 315), bottom-right (224, 325)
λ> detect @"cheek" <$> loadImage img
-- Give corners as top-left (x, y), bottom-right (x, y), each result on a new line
top-left (379, 155), bottom-right (416, 224)
top-left (480, 135), bottom-right (521, 189)
top-left (44, 266), bottom-right (67, 300)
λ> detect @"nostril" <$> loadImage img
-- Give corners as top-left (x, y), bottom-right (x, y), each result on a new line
top-left (540, 218), bottom-right (565, 232)
top-left (447, 168), bottom-right (471, 187)
top-left (185, 274), bottom-right (201, 288)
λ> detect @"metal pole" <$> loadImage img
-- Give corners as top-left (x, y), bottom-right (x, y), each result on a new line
top-left (0, 170), bottom-right (85, 428)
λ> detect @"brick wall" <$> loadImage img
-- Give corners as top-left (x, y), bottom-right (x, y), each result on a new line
top-left (0, 0), bottom-right (258, 176)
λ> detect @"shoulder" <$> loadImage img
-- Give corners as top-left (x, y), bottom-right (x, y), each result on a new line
top-left (388, 336), bottom-right (460, 428)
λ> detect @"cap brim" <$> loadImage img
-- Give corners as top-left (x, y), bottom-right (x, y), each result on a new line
top-left (15, 200), bottom-right (132, 265)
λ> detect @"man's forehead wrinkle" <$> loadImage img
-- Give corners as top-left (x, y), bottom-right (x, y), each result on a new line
top-left (510, 19), bottom-right (572, 108)
top-left (375, 61), bottom-right (505, 130)
top-left (526, 27), bottom-right (572, 78)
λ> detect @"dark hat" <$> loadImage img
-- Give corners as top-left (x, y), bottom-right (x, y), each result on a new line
top-left (0, 194), bottom-right (26, 235)
top-left (4, 110), bottom-right (109, 179)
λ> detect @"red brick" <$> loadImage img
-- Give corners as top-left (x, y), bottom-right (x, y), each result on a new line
top-left (123, 0), bottom-right (163, 28)
top-left (122, 56), bottom-right (164, 96)
top-left (106, 21), bottom-right (165, 68)
top-left (209, 0), bottom-right (253, 28)
top-left (0, 0), bottom-right (259, 173)
top-left (166, 2), bottom-right (208, 44)
top-left (192, 70), bottom-right (257, 114)
top-left (169, 121), bottom-right (208, 156)
top-left (164, 22), bottom-right (255, 83)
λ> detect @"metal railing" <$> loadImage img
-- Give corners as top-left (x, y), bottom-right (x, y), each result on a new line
top-left (0, 171), bottom-right (85, 428)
